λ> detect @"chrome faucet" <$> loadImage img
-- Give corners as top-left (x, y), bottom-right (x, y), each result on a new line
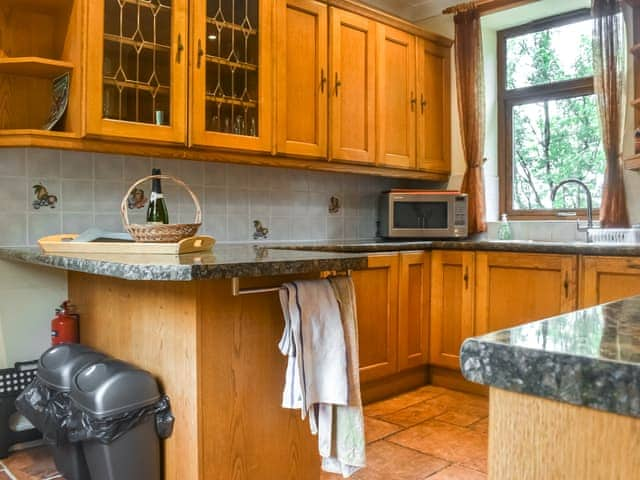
top-left (551, 179), bottom-right (594, 239)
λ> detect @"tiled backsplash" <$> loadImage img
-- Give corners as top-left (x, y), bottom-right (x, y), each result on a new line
top-left (0, 148), bottom-right (436, 246)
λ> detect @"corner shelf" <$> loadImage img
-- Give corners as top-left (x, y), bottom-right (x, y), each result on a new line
top-left (0, 57), bottom-right (73, 78)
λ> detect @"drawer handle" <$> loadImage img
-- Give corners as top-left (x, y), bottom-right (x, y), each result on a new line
top-left (628, 263), bottom-right (640, 270)
top-left (320, 69), bottom-right (327, 93)
top-left (410, 92), bottom-right (417, 112)
top-left (421, 94), bottom-right (427, 113)
top-left (463, 266), bottom-right (469, 289)
top-left (564, 276), bottom-right (569, 298)
top-left (335, 72), bottom-right (342, 96)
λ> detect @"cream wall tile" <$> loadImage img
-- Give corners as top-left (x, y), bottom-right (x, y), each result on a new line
top-left (203, 214), bottom-right (227, 241)
top-left (270, 217), bottom-right (291, 241)
top-left (61, 151), bottom-right (93, 179)
top-left (249, 189), bottom-right (271, 218)
top-left (94, 181), bottom-right (125, 213)
top-left (27, 149), bottom-right (61, 178)
top-left (124, 156), bottom-right (152, 181)
top-left (204, 162), bottom-right (227, 186)
top-left (94, 213), bottom-right (125, 232)
top-left (228, 216), bottom-right (250, 241)
top-left (0, 178), bottom-right (27, 212)
top-left (63, 213), bottom-right (94, 234)
top-left (94, 153), bottom-right (124, 180)
top-left (327, 216), bottom-right (345, 240)
top-left (0, 148), bottom-right (26, 177)
top-left (290, 216), bottom-right (313, 241)
top-left (227, 164), bottom-right (249, 188)
top-left (0, 214), bottom-right (27, 245)
top-left (179, 160), bottom-right (205, 186)
top-left (61, 180), bottom-right (93, 212)
top-left (204, 187), bottom-right (227, 216)
top-left (28, 213), bottom-right (61, 244)
top-left (227, 188), bottom-right (249, 214)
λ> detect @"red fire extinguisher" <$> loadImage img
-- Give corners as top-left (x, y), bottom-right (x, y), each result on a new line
top-left (51, 301), bottom-right (79, 345)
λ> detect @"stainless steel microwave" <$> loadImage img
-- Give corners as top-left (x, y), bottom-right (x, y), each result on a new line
top-left (379, 190), bottom-right (468, 238)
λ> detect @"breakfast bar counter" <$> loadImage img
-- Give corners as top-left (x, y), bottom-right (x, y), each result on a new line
top-left (460, 296), bottom-right (640, 479)
top-left (0, 245), bottom-right (371, 480)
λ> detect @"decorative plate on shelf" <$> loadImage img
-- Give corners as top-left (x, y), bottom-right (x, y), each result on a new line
top-left (43, 72), bottom-right (70, 131)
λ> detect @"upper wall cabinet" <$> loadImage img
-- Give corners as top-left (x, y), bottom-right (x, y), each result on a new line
top-left (276, 0), bottom-right (328, 158)
top-left (86, 0), bottom-right (188, 143)
top-left (329, 8), bottom-right (376, 164)
top-left (376, 25), bottom-right (416, 169)
top-left (417, 39), bottom-right (451, 174)
top-left (190, 0), bottom-right (273, 152)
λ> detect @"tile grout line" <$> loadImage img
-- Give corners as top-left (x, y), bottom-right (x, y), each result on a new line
top-left (0, 462), bottom-right (17, 480)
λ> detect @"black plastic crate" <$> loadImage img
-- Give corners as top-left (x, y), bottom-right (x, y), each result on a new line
top-left (0, 361), bottom-right (41, 458)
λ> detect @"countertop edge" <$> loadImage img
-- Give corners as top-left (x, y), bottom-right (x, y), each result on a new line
top-left (460, 337), bottom-right (640, 419)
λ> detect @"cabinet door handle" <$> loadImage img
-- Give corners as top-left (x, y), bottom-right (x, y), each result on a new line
top-left (197, 39), bottom-right (204, 68)
top-left (410, 92), bottom-right (417, 112)
top-left (320, 69), bottom-right (327, 93)
top-left (463, 266), bottom-right (469, 290)
top-left (176, 34), bottom-right (185, 63)
top-left (335, 72), bottom-right (342, 96)
top-left (421, 94), bottom-right (427, 113)
top-left (563, 275), bottom-right (569, 298)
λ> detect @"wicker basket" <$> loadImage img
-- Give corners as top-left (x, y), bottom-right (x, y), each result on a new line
top-left (121, 174), bottom-right (201, 243)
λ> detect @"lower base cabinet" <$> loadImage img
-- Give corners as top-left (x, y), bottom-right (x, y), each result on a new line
top-left (475, 251), bottom-right (578, 335)
top-left (353, 252), bottom-right (430, 383)
top-left (580, 256), bottom-right (640, 308)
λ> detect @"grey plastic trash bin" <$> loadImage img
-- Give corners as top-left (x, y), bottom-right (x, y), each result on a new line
top-left (70, 359), bottom-right (164, 480)
top-left (16, 344), bottom-right (107, 480)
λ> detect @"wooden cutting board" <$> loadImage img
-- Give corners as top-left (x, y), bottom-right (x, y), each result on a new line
top-left (38, 234), bottom-right (215, 255)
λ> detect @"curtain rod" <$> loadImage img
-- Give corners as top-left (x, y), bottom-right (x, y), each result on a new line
top-left (442, 0), bottom-right (540, 16)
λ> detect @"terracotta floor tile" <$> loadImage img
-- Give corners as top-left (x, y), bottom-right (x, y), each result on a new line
top-left (426, 464), bottom-right (487, 480)
top-left (434, 410), bottom-right (484, 428)
top-left (387, 420), bottom-right (487, 465)
top-left (365, 416), bottom-right (402, 443)
top-left (468, 417), bottom-right (489, 434)
top-left (0, 471), bottom-right (12, 479)
top-left (461, 454), bottom-right (488, 474)
top-left (353, 441), bottom-right (449, 480)
top-left (379, 400), bottom-right (449, 427)
top-left (3, 446), bottom-right (59, 480)
top-left (364, 386), bottom-right (446, 417)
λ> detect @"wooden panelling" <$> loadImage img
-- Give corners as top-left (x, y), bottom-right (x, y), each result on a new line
top-left (276, 0), bottom-right (328, 158)
top-left (580, 256), bottom-right (640, 308)
top-left (416, 38), bottom-right (451, 174)
top-left (475, 252), bottom-right (578, 335)
top-left (68, 273), bottom-right (200, 480)
top-left (430, 250), bottom-right (474, 370)
top-left (69, 272), bottom-right (322, 480)
top-left (352, 253), bottom-right (399, 382)
top-left (398, 251), bottom-right (430, 370)
top-left (490, 387), bottom-right (640, 479)
top-left (329, 7), bottom-right (376, 164)
top-left (376, 24), bottom-right (416, 169)
top-left (198, 276), bottom-right (320, 480)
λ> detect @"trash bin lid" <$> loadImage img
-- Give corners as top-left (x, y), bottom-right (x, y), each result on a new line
top-left (38, 344), bottom-right (107, 391)
top-left (70, 359), bottom-right (161, 418)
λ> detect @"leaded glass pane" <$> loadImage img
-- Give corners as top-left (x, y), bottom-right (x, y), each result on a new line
top-left (205, 0), bottom-right (259, 137)
top-left (102, 0), bottom-right (172, 125)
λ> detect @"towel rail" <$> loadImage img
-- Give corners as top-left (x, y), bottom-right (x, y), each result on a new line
top-left (231, 271), bottom-right (352, 296)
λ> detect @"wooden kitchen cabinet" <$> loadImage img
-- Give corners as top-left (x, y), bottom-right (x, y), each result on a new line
top-left (398, 251), bottom-right (430, 370)
top-left (276, 0), bottom-right (328, 158)
top-left (86, 0), bottom-right (188, 143)
top-left (329, 8), bottom-right (376, 164)
top-left (475, 252), bottom-right (577, 335)
top-left (352, 253), bottom-right (399, 383)
top-left (416, 38), bottom-right (451, 173)
top-left (580, 256), bottom-right (640, 308)
top-left (430, 250), bottom-right (475, 370)
top-left (190, 0), bottom-right (274, 152)
top-left (376, 24), bottom-right (416, 169)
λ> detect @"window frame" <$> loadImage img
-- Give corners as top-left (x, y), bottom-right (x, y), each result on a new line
top-left (498, 8), bottom-right (600, 220)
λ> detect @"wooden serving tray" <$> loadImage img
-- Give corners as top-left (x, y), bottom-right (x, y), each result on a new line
top-left (38, 234), bottom-right (215, 255)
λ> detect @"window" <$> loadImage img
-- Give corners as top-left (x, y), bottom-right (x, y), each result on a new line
top-left (498, 10), bottom-right (605, 219)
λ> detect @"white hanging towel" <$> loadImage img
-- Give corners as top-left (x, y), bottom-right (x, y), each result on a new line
top-left (278, 278), bottom-right (366, 478)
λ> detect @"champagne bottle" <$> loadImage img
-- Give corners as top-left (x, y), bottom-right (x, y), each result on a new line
top-left (146, 168), bottom-right (169, 225)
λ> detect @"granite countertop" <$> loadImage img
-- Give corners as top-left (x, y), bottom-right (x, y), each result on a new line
top-left (460, 296), bottom-right (640, 418)
top-left (272, 239), bottom-right (640, 256)
top-left (0, 246), bottom-right (368, 281)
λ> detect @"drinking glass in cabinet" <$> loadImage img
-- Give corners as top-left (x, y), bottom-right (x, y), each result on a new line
top-left (204, 0), bottom-right (260, 137)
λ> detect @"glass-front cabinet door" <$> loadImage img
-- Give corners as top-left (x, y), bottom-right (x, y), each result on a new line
top-left (86, 0), bottom-right (188, 143)
top-left (190, 0), bottom-right (273, 152)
